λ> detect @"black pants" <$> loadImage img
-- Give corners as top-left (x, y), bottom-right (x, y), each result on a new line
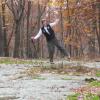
top-left (47, 38), bottom-right (68, 62)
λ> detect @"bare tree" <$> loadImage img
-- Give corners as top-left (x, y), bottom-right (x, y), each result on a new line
top-left (96, 0), bottom-right (100, 54)
top-left (6, 0), bottom-right (25, 57)
top-left (1, 0), bottom-right (9, 56)
top-left (0, 14), bottom-right (4, 56)
top-left (26, 0), bottom-right (31, 58)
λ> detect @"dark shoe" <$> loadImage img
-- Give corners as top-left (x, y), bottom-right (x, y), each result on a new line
top-left (68, 56), bottom-right (71, 61)
top-left (50, 61), bottom-right (55, 64)
top-left (64, 56), bottom-right (71, 61)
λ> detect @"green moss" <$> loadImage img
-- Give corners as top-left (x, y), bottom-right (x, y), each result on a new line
top-left (67, 94), bottom-right (79, 100)
top-left (67, 81), bottom-right (100, 100)
top-left (67, 94), bottom-right (100, 100)
top-left (0, 58), bottom-right (36, 64)
top-left (84, 94), bottom-right (100, 100)
top-left (32, 76), bottom-right (46, 80)
top-left (96, 71), bottom-right (100, 77)
top-left (90, 81), bottom-right (100, 87)
top-left (61, 77), bottom-right (72, 80)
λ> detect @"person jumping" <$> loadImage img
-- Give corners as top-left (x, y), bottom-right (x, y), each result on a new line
top-left (31, 18), bottom-right (70, 63)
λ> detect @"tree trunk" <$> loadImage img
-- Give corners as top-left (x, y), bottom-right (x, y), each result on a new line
top-left (96, 0), bottom-right (100, 54)
top-left (60, 6), bottom-right (64, 41)
top-left (97, 1), bottom-right (100, 54)
top-left (26, 1), bottom-right (32, 58)
top-left (13, 21), bottom-right (21, 57)
top-left (37, 1), bottom-right (41, 58)
top-left (2, 2), bottom-right (9, 57)
top-left (0, 14), bottom-right (4, 56)
top-left (66, 0), bottom-right (72, 56)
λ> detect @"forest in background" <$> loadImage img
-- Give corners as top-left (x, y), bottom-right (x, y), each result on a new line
top-left (0, 0), bottom-right (100, 59)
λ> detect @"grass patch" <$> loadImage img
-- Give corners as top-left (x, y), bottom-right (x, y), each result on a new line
top-left (68, 80), bottom-right (100, 100)
top-left (85, 94), bottom-right (100, 100)
top-left (67, 93), bottom-right (80, 100)
top-left (96, 71), bottom-right (100, 77)
top-left (90, 81), bottom-right (100, 87)
top-left (32, 76), bottom-right (46, 80)
top-left (0, 57), bottom-right (34, 64)
top-left (61, 77), bottom-right (72, 80)
top-left (0, 57), bottom-right (46, 65)
top-left (67, 94), bottom-right (100, 100)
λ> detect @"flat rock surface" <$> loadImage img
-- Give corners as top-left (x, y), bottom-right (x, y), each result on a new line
top-left (0, 60), bottom-right (100, 100)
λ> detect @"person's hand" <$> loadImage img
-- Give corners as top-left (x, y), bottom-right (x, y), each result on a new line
top-left (31, 36), bottom-right (35, 43)
top-left (54, 11), bottom-right (59, 19)
top-left (54, 11), bottom-right (58, 15)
